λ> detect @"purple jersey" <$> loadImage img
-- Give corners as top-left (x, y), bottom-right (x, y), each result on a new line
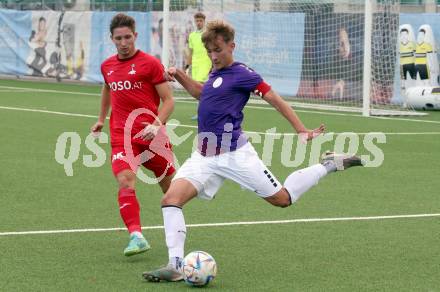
top-left (197, 62), bottom-right (264, 156)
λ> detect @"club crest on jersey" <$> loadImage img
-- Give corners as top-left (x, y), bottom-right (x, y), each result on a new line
top-left (128, 64), bottom-right (136, 75)
top-left (213, 77), bottom-right (223, 88)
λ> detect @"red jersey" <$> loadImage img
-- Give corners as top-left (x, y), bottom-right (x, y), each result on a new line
top-left (101, 50), bottom-right (166, 146)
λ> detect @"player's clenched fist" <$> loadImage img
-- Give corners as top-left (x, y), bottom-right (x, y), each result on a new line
top-left (134, 122), bottom-right (160, 141)
top-left (91, 121), bottom-right (104, 135)
top-left (164, 67), bottom-right (177, 82)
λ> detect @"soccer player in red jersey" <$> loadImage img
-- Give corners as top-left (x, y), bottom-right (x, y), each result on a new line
top-left (91, 13), bottom-right (176, 256)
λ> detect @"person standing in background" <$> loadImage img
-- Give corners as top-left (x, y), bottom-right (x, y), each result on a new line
top-left (186, 12), bottom-right (212, 120)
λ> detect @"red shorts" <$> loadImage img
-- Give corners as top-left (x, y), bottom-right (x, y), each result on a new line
top-left (111, 141), bottom-right (175, 178)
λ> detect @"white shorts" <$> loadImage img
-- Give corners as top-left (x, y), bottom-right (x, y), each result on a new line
top-left (173, 142), bottom-right (282, 200)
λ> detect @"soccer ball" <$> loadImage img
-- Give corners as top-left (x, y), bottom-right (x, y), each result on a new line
top-left (182, 251), bottom-right (217, 287)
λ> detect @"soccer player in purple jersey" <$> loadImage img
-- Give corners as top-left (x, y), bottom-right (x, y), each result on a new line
top-left (143, 20), bottom-right (364, 282)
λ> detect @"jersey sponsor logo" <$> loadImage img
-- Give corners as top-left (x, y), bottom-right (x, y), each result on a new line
top-left (112, 151), bottom-right (125, 162)
top-left (108, 80), bottom-right (143, 91)
top-left (213, 77), bottom-right (223, 88)
top-left (128, 64), bottom-right (136, 75)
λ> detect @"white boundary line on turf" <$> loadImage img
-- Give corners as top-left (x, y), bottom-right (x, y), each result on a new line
top-left (1, 213), bottom-right (439, 236)
top-left (0, 105), bottom-right (98, 118)
top-left (1, 105), bottom-right (440, 136)
top-left (0, 89), bottom-right (35, 93)
top-left (0, 85), bottom-right (99, 96)
top-left (1, 84), bottom-right (440, 124)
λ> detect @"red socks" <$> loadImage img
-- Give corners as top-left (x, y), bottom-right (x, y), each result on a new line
top-left (118, 188), bottom-right (141, 233)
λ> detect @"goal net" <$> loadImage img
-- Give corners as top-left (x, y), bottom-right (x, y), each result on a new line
top-left (159, 0), bottom-right (423, 116)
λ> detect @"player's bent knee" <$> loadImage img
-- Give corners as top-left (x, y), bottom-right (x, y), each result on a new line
top-left (118, 180), bottom-right (128, 189)
top-left (271, 199), bottom-right (291, 208)
top-left (117, 177), bottom-right (133, 189)
top-left (161, 192), bottom-right (183, 207)
top-left (265, 189), bottom-right (292, 208)
top-left (160, 178), bottom-right (198, 207)
top-left (278, 199), bottom-right (291, 208)
top-left (116, 171), bottom-right (136, 189)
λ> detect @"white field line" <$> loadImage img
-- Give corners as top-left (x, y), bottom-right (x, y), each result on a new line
top-left (1, 105), bottom-right (440, 136)
top-left (0, 85), bottom-right (99, 96)
top-left (0, 89), bottom-right (35, 93)
top-left (1, 85), bottom-right (440, 124)
top-left (0, 106), bottom-right (98, 118)
top-left (1, 213), bottom-right (439, 236)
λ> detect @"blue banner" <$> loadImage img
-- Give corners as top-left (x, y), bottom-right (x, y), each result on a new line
top-left (0, 9), bottom-right (31, 75)
top-left (0, 9), bottom-right (304, 92)
top-left (225, 12), bottom-right (305, 96)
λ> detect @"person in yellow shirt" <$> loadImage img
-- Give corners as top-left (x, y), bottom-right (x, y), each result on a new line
top-left (187, 12), bottom-right (212, 82)
top-left (187, 12), bottom-right (212, 120)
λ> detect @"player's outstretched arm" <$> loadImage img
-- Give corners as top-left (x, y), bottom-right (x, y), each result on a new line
top-left (165, 67), bottom-right (203, 100)
top-left (262, 89), bottom-right (325, 141)
top-left (91, 84), bottom-right (111, 134)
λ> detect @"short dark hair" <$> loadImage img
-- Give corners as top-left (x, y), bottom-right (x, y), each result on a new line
top-left (194, 12), bottom-right (206, 20)
top-left (202, 20), bottom-right (235, 46)
top-left (110, 13), bottom-right (136, 35)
